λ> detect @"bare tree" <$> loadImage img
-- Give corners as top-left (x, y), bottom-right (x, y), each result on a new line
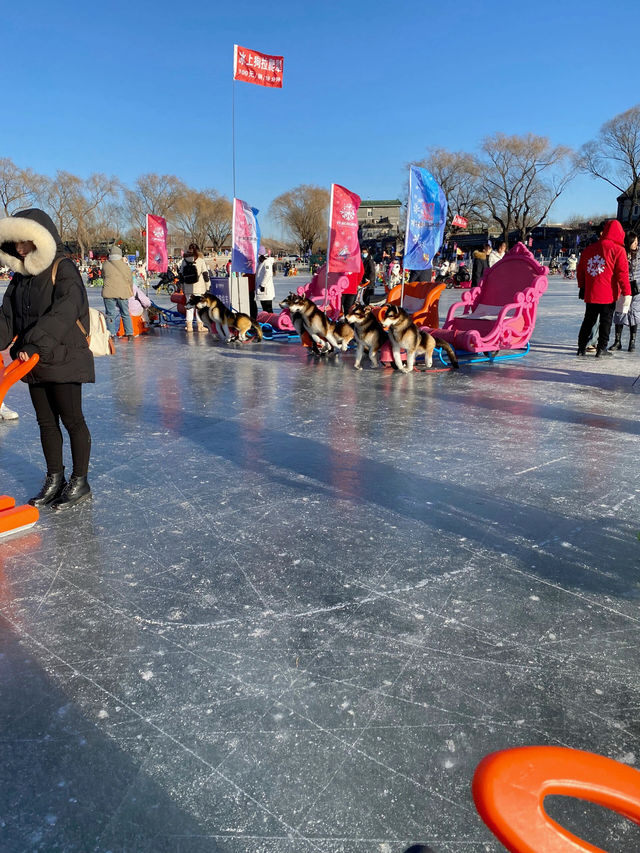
top-left (172, 188), bottom-right (233, 252)
top-left (578, 104), bottom-right (640, 231)
top-left (269, 185), bottom-right (330, 254)
top-left (0, 158), bottom-right (43, 216)
top-left (412, 148), bottom-right (484, 229)
top-left (35, 171), bottom-right (118, 255)
top-left (38, 171), bottom-right (83, 241)
top-left (125, 173), bottom-right (186, 231)
top-left (479, 133), bottom-right (575, 243)
top-left (202, 193), bottom-right (232, 252)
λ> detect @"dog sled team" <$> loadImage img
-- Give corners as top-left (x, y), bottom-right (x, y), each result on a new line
top-left (189, 288), bottom-right (459, 372)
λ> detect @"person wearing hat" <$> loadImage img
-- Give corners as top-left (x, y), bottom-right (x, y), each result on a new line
top-left (102, 244), bottom-right (134, 340)
top-left (0, 207), bottom-right (94, 510)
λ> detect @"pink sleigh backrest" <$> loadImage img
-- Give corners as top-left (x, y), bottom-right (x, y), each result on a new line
top-left (475, 243), bottom-right (548, 308)
top-left (299, 264), bottom-right (348, 300)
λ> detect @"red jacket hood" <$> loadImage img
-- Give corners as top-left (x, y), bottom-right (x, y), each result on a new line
top-left (601, 219), bottom-right (625, 245)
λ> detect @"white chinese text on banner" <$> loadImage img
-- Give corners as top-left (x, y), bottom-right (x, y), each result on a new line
top-left (233, 45), bottom-right (284, 88)
top-left (146, 214), bottom-right (168, 273)
top-left (327, 184), bottom-right (363, 276)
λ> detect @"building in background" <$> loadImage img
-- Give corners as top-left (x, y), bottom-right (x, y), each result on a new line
top-left (358, 199), bottom-right (402, 257)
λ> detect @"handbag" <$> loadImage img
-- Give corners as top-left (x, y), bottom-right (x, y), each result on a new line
top-left (52, 257), bottom-right (115, 356)
top-left (631, 280), bottom-right (639, 297)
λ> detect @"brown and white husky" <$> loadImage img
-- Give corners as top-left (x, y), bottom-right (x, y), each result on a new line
top-left (188, 293), bottom-right (262, 342)
top-left (279, 293), bottom-right (342, 353)
top-left (380, 305), bottom-right (459, 372)
top-left (344, 304), bottom-right (388, 369)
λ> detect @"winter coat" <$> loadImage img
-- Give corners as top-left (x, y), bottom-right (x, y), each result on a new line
top-left (129, 283), bottom-right (152, 317)
top-left (179, 255), bottom-right (209, 298)
top-left (614, 249), bottom-right (640, 326)
top-left (488, 249), bottom-right (505, 268)
top-left (0, 208), bottom-right (94, 384)
top-left (256, 257), bottom-right (276, 301)
top-left (472, 250), bottom-right (489, 285)
top-left (360, 255), bottom-right (377, 289)
top-left (577, 220), bottom-right (630, 304)
top-left (102, 258), bottom-right (134, 299)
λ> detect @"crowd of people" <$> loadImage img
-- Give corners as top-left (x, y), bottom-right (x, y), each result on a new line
top-left (1, 205), bottom-right (638, 513)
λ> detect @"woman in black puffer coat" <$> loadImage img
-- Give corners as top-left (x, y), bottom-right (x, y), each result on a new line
top-left (0, 208), bottom-right (94, 510)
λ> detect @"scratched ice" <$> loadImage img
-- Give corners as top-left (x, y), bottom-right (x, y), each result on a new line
top-left (1, 276), bottom-right (639, 852)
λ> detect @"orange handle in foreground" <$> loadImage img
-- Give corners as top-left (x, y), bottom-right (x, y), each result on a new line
top-left (472, 746), bottom-right (640, 852)
top-left (0, 354), bottom-right (39, 406)
top-left (0, 502), bottom-right (39, 538)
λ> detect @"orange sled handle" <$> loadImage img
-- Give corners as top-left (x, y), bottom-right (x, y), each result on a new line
top-left (472, 745), bottom-right (640, 852)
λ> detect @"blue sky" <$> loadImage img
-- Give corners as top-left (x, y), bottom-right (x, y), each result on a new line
top-left (4, 0), bottom-right (635, 237)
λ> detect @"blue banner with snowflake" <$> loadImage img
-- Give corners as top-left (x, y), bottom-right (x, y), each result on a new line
top-left (403, 166), bottom-right (448, 270)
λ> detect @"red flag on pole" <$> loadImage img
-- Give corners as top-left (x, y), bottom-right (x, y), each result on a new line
top-left (327, 184), bottom-right (362, 275)
top-left (233, 45), bottom-right (284, 88)
top-left (146, 214), bottom-right (168, 273)
top-left (451, 214), bottom-right (468, 228)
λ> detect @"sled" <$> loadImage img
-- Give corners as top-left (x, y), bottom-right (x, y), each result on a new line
top-left (0, 496), bottom-right (39, 540)
top-left (424, 243), bottom-right (548, 364)
top-left (473, 745), bottom-right (640, 852)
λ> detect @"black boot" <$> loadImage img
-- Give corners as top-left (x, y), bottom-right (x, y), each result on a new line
top-left (51, 475), bottom-right (91, 511)
top-left (608, 325), bottom-right (623, 350)
top-left (28, 471), bottom-right (66, 507)
top-left (595, 348), bottom-right (613, 358)
top-left (629, 325), bottom-right (636, 352)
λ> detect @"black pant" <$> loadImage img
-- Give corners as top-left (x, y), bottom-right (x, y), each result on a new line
top-left (578, 302), bottom-right (615, 352)
top-left (248, 292), bottom-right (258, 321)
top-left (361, 285), bottom-right (374, 306)
top-left (342, 293), bottom-right (357, 315)
top-left (29, 383), bottom-right (91, 477)
top-left (259, 300), bottom-right (273, 314)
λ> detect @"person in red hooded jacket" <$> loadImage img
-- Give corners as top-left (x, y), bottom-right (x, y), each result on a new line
top-left (576, 219), bottom-right (631, 357)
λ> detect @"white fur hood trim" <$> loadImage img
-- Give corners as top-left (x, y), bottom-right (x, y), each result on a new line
top-left (0, 216), bottom-right (58, 275)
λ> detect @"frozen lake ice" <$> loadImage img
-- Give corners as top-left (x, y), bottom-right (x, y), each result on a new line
top-left (1, 274), bottom-right (639, 852)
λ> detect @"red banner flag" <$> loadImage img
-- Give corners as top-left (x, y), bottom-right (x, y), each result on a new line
top-left (327, 184), bottom-right (362, 274)
top-left (233, 45), bottom-right (283, 88)
top-left (451, 214), bottom-right (468, 228)
top-left (146, 214), bottom-right (168, 273)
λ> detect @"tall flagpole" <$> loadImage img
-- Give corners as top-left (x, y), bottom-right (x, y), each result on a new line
top-left (401, 169), bottom-right (411, 308)
top-left (145, 213), bottom-right (149, 282)
top-left (232, 46), bottom-right (237, 199)
top-left (324, 183), bottom-right (334, 314)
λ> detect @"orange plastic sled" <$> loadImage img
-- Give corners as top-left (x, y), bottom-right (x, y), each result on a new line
top-left (0, 354), bottom-right (39, 407)
top-left (472, 745), bottom-right (640, 852)
top-left (0, 496), bottom-right (39, 539)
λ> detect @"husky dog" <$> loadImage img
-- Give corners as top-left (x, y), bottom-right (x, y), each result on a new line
top-left (344, 304), bottom-right (388, 369)
top-left (380, 304), bottom-right (459, 372)
top-left (333, 320), bottom-right (355, 351)
top-left (279, 293), bottom-right (341, 353)
top-left (188, 293), bottom-right (262, 342)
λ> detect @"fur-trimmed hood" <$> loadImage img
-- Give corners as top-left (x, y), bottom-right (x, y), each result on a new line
top-left (0, 208), bottom-right (62, 276)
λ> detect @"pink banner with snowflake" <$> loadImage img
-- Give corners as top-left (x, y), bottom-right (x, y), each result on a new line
top-left (327, 184), bottom-right (362, 275)
top-left (146, 214), bottom-right (168, 273)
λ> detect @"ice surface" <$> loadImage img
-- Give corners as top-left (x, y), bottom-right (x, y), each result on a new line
top-left (0, 275), bottom-right (639, 852)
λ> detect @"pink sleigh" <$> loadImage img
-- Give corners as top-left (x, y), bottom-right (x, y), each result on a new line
top-left (424, 242), bottom-right (548, 358)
